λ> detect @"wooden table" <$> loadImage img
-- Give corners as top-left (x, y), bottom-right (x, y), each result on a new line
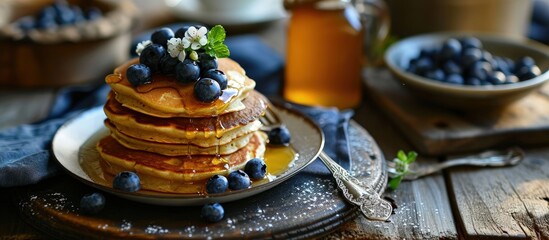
top-left (1, 2), bottom-right (548, 239)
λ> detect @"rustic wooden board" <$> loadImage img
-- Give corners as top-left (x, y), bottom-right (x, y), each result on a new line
top-left (14, 121), bottom-right (387, 239)
top-left (447, 148), bottom-right (549, 239)
top-left (363, 69), bottom-right (549, 156)
top-left (325, 100), bottom-right (458, 239)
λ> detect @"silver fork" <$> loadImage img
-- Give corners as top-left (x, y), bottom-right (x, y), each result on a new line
top-left (260, 105), bottom-right (393, 221)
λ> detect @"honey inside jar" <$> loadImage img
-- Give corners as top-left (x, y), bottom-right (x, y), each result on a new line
top-left (284, 0), bottom-right (363, 109)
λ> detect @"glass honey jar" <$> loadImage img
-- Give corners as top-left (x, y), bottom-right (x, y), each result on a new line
top-left (283, 0), bottom-right (364, 109)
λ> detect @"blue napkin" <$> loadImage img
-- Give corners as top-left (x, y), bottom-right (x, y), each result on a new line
top-left (0, 24), bottom-right (351, 187)
top-left (529, 0), bottom-right (549, 44)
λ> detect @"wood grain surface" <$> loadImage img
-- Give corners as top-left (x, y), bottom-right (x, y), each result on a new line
top-left (364, 69), bottom-right (549, 156)
top-left (448, 148), bottom-right (549, 239)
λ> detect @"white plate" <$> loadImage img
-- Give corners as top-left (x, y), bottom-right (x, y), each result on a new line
top-left (165, 0), bottom-right (287, 26)
top-left (52, 105), bottom-right (323, 206)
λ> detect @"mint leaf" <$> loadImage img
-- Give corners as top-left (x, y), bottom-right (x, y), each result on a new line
top-left (205, 25), bottom-right (230, 58)
top-left (388, 150), bottom-right (418, 190)
top-left (388, 175), bottom-right (402, 190)
top-left (208, 25), bottom-right (226, 45)
top-left (212, 44), bottom-right (230, 58)
top-left (397, 150), bottom-right (406, 162)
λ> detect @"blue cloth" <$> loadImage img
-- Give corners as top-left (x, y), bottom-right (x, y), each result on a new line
top-left (0, 24), bottom-right (351, 187)
top-left (529, 0), bottom-right (549, 44)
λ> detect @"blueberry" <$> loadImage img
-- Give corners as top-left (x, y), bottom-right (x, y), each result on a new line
top-left (460, 48), bottom-right (483, 69)
top-left (202, 69), bottom-right (227, 90)
top-left (423, 69), bottom-right (445, 82)
top-left (468, 61), bottom-right (493, 81)
top-left (85, 7), bottom-right (102, 21)
top-left (495, 57), bottom-right (512, 75)
top-left (71, 6), bottom-right (85, 23)
top-left (151, 27), bottom-right (174, 49)
top-left (440, 38), bottom-right (461, 60)
top-left (205, 175), bottom-right (228, 194)
top-left (201, 203), bottom-right (224, 222)
top-left (159, 54), bottom-right (179, 75)
top-left (53, 2), bottom-right (76, 25)
top-left (413, 57), bottom-right (434, 74)
top-left (175, 60), bottom-right (200, 83)
top-left (442, 61), bottom-right (461, 75)
top-left (174, 26), bottom-right (191, 39)
top-left (37, 6), bottom-right (56, 22)
top-left (126, 64), bottom-right (152, 86)
top-left (140, 44), bottom-right (166, 73)
top-left (446, 74), bottom-right (464, 85)
top-left (514, 56), bottom-right (535, 72)
top-left (466, 77), bottom-right (483, 86)
top-left (227, 170), bottom-right (251, 190)
top-left (198, 53), bottom-right (218, 72)
top-left (487, 71), bottom-right (506, 85)
top-left (268, 126), bottom-right (291, 146)
top-left (244, 158), bottom-right (267, 179)
top-left (481, 50), bottom-right (494, 63)
top-left (80, 192), bottom-right (105, 214)
top-left (194, 78), bottom-right (221, 103)
top-left (516, 65), bottom-right (541, 80)
top-left (460, 37), bottom-right (482, 50)
top-left (112, 171), bottom-right (141, 192)
top-left (419, 48), bottom-right (437, 59)
top-left (17, 17), bottom-right (36, 31)
top-left (505, 75), bottom-right (520, 84)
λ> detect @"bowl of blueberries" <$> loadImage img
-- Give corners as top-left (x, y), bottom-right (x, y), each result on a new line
top-left (0, 0), bottom-right (136, 87)
top-left (384, 32), bottom-right (549, 110)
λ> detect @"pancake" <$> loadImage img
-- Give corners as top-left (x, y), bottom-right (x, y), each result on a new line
top-left (106, 58), bottom-right (256, 118)
top-left (106, 121), bottom-right (254, 156)
top-left (97, 132), bottom-right (267, 193)
top-left (104, 90), bottom-right (267, 146)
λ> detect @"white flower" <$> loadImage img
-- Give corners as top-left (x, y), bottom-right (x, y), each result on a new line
top-left (135, 40), bottom-right (152, 56)
top-left (167, 37), bottom-right (186, 62)
top-left (182, 26), bottom-right (208, 50)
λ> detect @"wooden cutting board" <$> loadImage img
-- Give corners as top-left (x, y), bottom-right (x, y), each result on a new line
top-left (363, 69), bottom-right (549, 156)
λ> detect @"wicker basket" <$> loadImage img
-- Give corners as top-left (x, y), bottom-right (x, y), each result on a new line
top-left (0, 0), bottom-right (137, 87)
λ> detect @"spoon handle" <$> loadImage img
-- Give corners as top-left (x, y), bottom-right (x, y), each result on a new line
top-left (402, 147), bottom-right (525, 180)
top-left (319, 151), bottom-right (393, 221)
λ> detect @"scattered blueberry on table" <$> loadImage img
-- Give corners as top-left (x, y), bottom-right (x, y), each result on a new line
top-left (406, 37), bottom-right (542, 86)
top-left (201, 202), bottom-right (225, 222)
top-left (112, 171), bottom-right (141, 192)
top-left (80, 192), bottom-right (106, 214)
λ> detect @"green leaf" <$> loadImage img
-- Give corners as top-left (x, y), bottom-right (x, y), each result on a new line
top-left (406, 151), bottom-right (418, 164)
top-left (207, 25), bottom-right (226, 45)
top-left (397, 150), bottom-right (407, 162)
top-left (212, 44), bottom-right (230, 58)
top-left (388, 175), bottom-right (403, 190)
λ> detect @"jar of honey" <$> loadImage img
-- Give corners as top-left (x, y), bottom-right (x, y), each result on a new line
top-left (284, 0), bottom-right (363, 109)
top-left (283, 0), bottom-right (389, 109)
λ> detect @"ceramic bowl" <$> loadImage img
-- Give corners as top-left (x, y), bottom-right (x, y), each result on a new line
top-left (384, 32), bottom-right (549, 110)
top-left (0, 0), bottom-right (137, 87)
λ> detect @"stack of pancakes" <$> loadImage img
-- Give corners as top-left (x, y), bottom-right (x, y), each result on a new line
top-left (97, 58), bottom-right (268, 193)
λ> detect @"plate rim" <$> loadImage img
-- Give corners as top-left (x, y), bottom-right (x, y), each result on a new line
top-left (52, 104), bottom-right (324, 204)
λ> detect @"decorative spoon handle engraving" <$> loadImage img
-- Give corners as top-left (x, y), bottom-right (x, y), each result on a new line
top-left (319, 151), bottom-right (392, 221)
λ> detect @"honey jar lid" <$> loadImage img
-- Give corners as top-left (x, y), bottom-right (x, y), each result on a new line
top-left (284, 0), bottom-right (349, 10)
